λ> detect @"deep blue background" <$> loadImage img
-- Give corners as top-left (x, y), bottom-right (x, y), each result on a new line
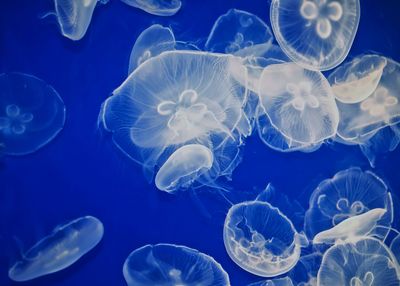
top-left (0, 0), bottom-right (399, 285)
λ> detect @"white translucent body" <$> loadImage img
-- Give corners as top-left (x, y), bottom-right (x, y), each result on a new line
top-left (155, 144), bottom-right (213, 192)
top-left (8, 216), bottom-right (104, 282)
top-left (248, 277), bottom-right (294, 286)
top-left (123, 244), bottom-right (230, 286)
top-left (313, 208), bottom-right (386, 244)
top-left (317, 237), bottom-right (400, 286)
top-left (120, 0), bottom-right (181, 16)
top-left (270, 0), bottom-right (360, 71)
top-left (329, 55), bottom-right (387, 103)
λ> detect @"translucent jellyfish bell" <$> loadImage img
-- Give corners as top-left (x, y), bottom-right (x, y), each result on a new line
top-left (8, 216), bottom-right (104, 282)
top-left (270, 0), bottom-right (360, 71)
top-left (123, 243), bottom-right (230, 286)
top-left (223, 199), bottom-right (308, 277)
top-left (257, 62), bottom-right (339, 152)
top-left (0, 73), bottom-right (65, 156)
top-left (248, 277), bottom-right (294, 286)
top-left (120, 0), bottom-right (182, 16)
top-left (304, 167), bottom-right (394, 241)
top-left (317, 237), bottom-right (400, 286)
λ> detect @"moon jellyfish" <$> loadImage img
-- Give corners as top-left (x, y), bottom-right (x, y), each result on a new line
top-left (123, 243), bottom-right (230, 286)
top-left (313, 208), bottom-right (387, 244)
top-left (317, 237), bottom-right (400, 286)
top-left (0, 73), bottom-right (65, 156)
top-left (328, 55), bottom-right (388, 103)
top-left (248, 277), bottom-right (294, 286)
top-left (223, 198), bottom-right (308, 277)
top-left (100, 50), bottom-right (250, 190)
top-left (8, 216), bottom-right (104, 282)
top-left (257, 62), bottom-right (339, 152)
top-left (120, 0), bottom-right (181, 16)
top-left (270, 0), bottom-right (360, 71)
top-left (304, 167), bottom-right (394, 241)
top-left (205, 9), bottom-right (273, 54)
top-left (390, 232), bottom-right (400, 264)
top-left (155, 144), bottom-right (213, 193)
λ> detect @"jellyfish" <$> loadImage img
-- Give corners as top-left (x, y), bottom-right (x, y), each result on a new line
top-left (328, 55), bottom-right (388, 103)
top-left (304, 167), bottom-right (394, 241)
top-left (120, 0), bottom-right (182, 16)
top-left (288, 252), bottom-right (322, 286)
top-left (223, 198), bottom-right (308, 277)
top-left (270, 0), bottom-right (360, 71)
top-left (0, 73), bottom-right (65, 156)
top-left (8, 216), bottom-right (104, 282)
top-left (100, 50), bottom-right (251, 190)
top-left (123, 243), bottom-right (230, 286)
top-left (256, 62), bottom-right (339, 152)
top-left (390, 232), bottom-right (400, 264)
top-left (248, 277), bottom-right (294, 286)
top-left (317, 237), bottom-right (400, 286)
top-left (205, 9), bottom-right (273, 54)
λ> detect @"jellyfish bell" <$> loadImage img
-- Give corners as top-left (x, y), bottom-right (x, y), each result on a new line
top-left (247, 277), bottom-right (295, 286)
top-left (123, 243), bottom-right (230, 286)
top-left (120, 0), bottom-right (182, 16)
top-left (270, 0), bottom-right (360, 71)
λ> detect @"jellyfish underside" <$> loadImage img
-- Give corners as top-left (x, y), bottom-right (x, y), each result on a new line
top-left (120, 0), bottom-right (182, 16)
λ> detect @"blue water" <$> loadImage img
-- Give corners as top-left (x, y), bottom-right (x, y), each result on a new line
top-left (1, 0), bottom-right (399, 285)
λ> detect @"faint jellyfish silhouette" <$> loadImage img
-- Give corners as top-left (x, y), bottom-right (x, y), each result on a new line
top-left (256, 62), bottom-right (339, 152)
top-left (8, 216), bottom-right (104, 282)
top-left (223, 194), bottom-right (308, 277)
top-left (100, 50), bottom-right (251, 191)
top-left (270, 0), bottom-right (360, 71)
top-left (390, 232), bottom-right (400, 264)
top-left (304, 167), bottom-right (394, 241)
top-left (247, 277), bottom-right (294, 286)
top-left (0, 73), bottom-right (65, 156)
top-left (205, 9), bottom-right (273, 54)
top-left (120, 0), bottom-right (181, 16)
top-left (317, 237), bottom-right (400, 286)
top-left (123, 243), bottom-right (230, 286)
top-left (288, 252), bottom-right (322, 286)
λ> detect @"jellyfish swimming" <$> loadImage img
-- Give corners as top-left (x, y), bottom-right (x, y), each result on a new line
top-left (270, 0), bottom-right (360, 71)
top-left (256, 62), bottom-right (339, 152)
top-left (120, 0), bottom-right (182, 16)
top-left (224, 197), bottom-right (308, 277)
top-left (317, 237), bottom-right (400, 286)
top-left (100, 50), bottom-right (251, 190)
top-left (248, 277), bottom-right (294, 286)
top-left (0, 73), bottom-right (66, 156)
top-left (8, 216), bottom-right (104, 282)
top-left (205, 9), bottom-right (273, 54)
top-left (304, 167), bottom-right (394, 241)
top-left (123, 243), bottom-right (230, 286)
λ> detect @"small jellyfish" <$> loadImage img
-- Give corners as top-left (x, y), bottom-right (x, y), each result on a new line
top-left (270, 0), bottom-right (360, 71)
top-left (304, 167), bottom-right (394, 241)
top-left (224, 199), bottom-right (308, 277)
top-left (0, 73), bottom-right (65, 156)
top-left (205, 9), bottom-right (273, 54)
top-left (8, 216), bottom-right (104, 282)
top-left (328, 55), bottom-right (388, 103)
top-left (120, 0), bottom-right (182, 16)
top-left (123, 243), bottom-right (230, 286)
top-left (248, 277), bottom-right (294, 286)
top-left (155, 144), bottom-right (213, 193)
top-left (257, 62), bottom-right (339, 152)
top-left (317, 237), bottom-right (400, 286)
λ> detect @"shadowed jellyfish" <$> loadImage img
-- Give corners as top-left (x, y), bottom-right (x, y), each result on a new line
top-left (0, 73), bottom-right (65, 155)
top-left (317, 237), bottom-right (400, 286)
top-left (123, 243), bottom-right (230, 286)
top-left (288, 252), bottom-right (322, 286)
top-left (8, 216), bottom-right (104, 282)
top-left (256, 62), bottom-right (339, 152)
top-left (205, 9), bottom-right (273, 54)
top-left (304, 167), bottom-right (393, 241)
top-left (270, 0), bottom-right (360, 71)
top-left (248, 277), bottom-right (294, 286)
top-left (120, 0), bottom-right (182, 16)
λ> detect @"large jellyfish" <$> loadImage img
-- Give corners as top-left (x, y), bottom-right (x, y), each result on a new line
top-left (123, 243), bottom-right (230, 286)
top-left (120, 0), bottom-right (182, 16)
top-left (8, 216), bottom-right (104, 282)
top-left (304, 167), bottom-right (393, 241)
top-left (270, 0), bottom-right (360, 71)
top-left (256, 62), bottom-right (339, 152)
top-left (0, 73), bottom-right (65, 156)
top-left (317, 237), bottom-right (400, 286)
top-left (100, 50), bottom-right (251, 191)
top-left (248, 277), bottom-right (294, 286)
top-left (223, 197), bottom-right (308, 277)
top-left (205, 9), bottom-right (273, 54)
